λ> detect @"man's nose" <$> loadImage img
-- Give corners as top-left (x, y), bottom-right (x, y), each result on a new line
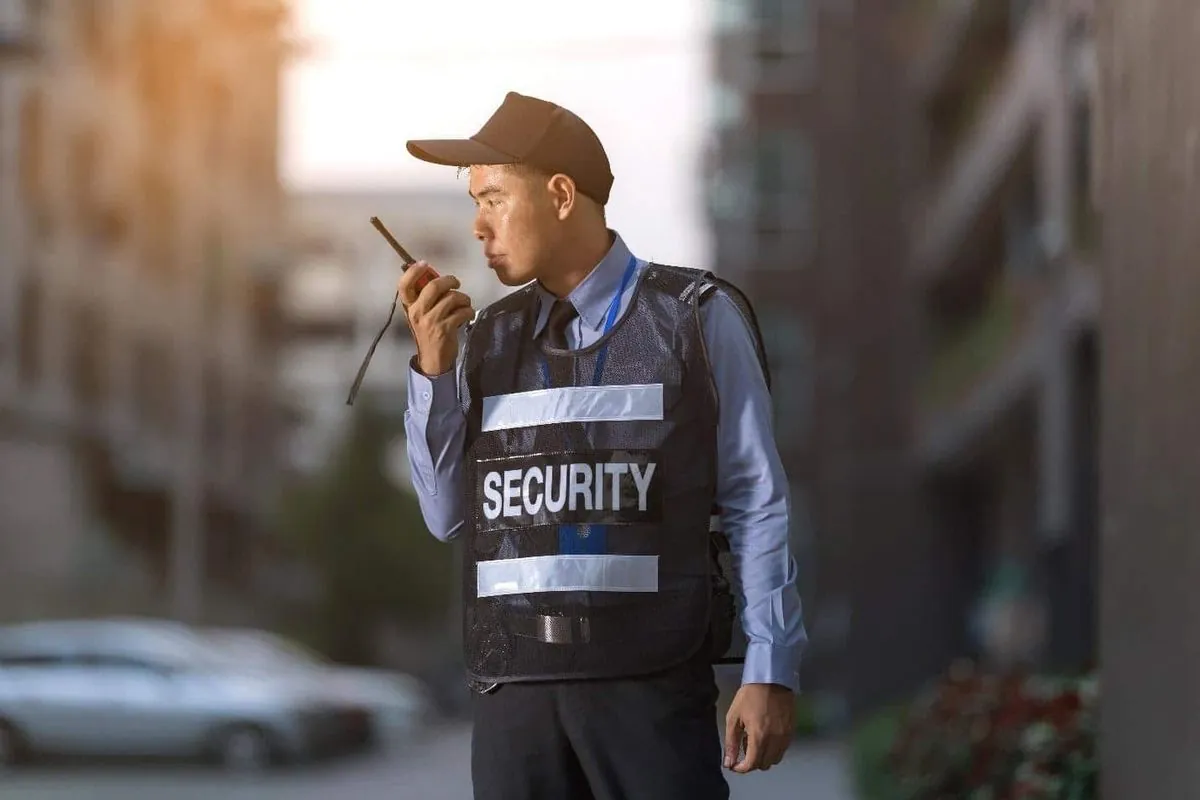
top-left (473, 212), bottom-right (490, 241)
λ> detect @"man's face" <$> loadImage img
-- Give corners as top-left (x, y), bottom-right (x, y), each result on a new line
top-left (469, 164), bottom-right (561, 287)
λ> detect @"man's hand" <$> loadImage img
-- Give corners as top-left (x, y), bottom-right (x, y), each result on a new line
top-left (723, 683), bottom-right (795, 773)
top-left (399, 262), bottom-right (475, 377)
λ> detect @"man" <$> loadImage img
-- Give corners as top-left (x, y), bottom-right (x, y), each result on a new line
top-left (398, 91), bottom-right (808, 800)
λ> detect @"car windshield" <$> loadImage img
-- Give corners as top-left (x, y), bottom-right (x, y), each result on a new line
top-left (0, 620), bottom-right (234, 673)
top-left (142, 633), bottom-right (233, 671)
top-left (204, 630), bottom-right (328, 671)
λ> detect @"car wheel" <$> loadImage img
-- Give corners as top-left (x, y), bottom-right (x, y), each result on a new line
top-left (211, 724), bottom-right (274, 773)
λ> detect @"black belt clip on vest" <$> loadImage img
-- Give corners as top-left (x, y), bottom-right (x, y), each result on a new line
top-left (708, 505), bottom-right (737, 663)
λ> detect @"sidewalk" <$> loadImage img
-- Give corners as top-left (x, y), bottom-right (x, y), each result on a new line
top-left (0, 726), bottom-right (856, 800)
top-left (730, 738), bottom-right (855, 800)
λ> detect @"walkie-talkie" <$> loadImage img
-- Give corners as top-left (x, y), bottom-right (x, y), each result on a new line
top-left (345, 217), bottom-right (438, 405)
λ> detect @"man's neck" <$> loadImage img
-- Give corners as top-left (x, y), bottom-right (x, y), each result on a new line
top-left (539, 228), bottom-right (615, 299)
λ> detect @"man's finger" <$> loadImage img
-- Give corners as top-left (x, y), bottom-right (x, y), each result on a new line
top-left (428, 290), bottom-right (472, 320)
top-left (723, 715), bottom-right (742, 769)
top-left (446, 305), bottom-right (477, 329)
top-left (416, 274), bottom-right (461, 309)
top-left (733, 731), bottom-right (762, 774)
top-left (408, 273), bottom-right (460, 315)
top-left (398, 262), bottom-right (436, 306)
top-left (760, 734), bottom-right (788, 769)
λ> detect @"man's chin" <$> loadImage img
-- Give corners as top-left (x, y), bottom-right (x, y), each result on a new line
top-left (494, 268), bottom-right (529, 287)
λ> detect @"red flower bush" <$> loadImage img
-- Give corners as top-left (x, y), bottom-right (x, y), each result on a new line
top-left (881, 661), bottom-right (1098, 799)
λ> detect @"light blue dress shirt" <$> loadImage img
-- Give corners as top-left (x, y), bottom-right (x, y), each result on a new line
top-left (403, 231), bottom-right (809, 691)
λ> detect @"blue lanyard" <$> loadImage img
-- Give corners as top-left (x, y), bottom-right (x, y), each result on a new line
top-left (539, 254), bottom-right (638, 388)
top-left (542, 254), bottom-right (638, 556)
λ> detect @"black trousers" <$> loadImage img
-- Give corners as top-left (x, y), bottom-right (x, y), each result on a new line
top-left (470, 655), bottom-right (729, 800)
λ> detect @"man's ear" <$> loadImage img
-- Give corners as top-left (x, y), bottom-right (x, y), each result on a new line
top-left (546, 173), bottom-right (577, 221)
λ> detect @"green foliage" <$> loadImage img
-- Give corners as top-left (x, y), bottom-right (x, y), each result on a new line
top-left (793, 691), bottom-right (821, 737)
top-left (275, 398), bottom-right (455, 663)
top-left (851, 705), bottom-right (911, 800)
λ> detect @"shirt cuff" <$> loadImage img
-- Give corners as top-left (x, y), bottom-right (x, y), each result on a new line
top-left (741, 642), bottom-right (801, 693)
top-left (407, 357), bottom-right (458, 416)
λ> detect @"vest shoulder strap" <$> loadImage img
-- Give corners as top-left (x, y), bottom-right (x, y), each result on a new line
top-left (648, 264), bottom-right (772, 393)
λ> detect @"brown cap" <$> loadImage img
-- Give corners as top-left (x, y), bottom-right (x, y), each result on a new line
top-left (406, 92), bottom-right (614, 205)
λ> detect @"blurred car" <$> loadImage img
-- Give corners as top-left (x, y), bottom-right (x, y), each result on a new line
top-left (325, 666), bottom-right (435, 744)
top-left (202, 628), bottom-right (435, 747)
top-left (416, 654), bottom-right (473, 720)
top-left (0, 617), bottom-right (365, 771)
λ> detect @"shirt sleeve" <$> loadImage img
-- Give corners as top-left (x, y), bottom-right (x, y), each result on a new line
top-left (403, 357), bottom-right (468, 542)
top-left (700, 291), bottom-right (810, 692)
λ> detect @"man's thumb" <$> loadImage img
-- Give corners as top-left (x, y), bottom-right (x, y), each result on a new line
top-left (723, 714), bottom-right (742, 769)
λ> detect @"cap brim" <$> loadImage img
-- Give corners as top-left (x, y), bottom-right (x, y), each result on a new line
top-left (406, 137), bottom-right (518, 167)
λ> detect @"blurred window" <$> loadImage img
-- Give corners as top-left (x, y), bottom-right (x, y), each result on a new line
top-left (1009, 0), bottom-right (1035, 33)
top-left (709, 83), bottom-right (746, 128)
top-left (756, 312), bottom-right (814, 446)
top-left (18, 87), bottom-right (51, 240)
top-left (754, 0), bottom-right (814, 67)
top-left (17, 271), bottom-right (42, 387)
top-left (1003, 163), bottom-right (1045, 276)
top-left (67, 298), bottom-right (106, 409)
top-left (755, 130), bottom-right (814, 226)
top-left (132, 339), bottom-right (177, 435)
top-left (714, 0), bottom-right (752, 30)
top-left (754, 130), bottom-right (816, 266)
top-left (756, 0), bottom-right (787, 26)
top-left (708, 165), bottom-right (755, 223)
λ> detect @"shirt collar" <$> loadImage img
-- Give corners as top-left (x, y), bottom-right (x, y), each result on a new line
top-left (532, 230), bottom-right (637, 338)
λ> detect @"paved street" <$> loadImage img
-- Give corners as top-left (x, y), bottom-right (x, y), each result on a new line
top-left (1, 723), bottom-right (855, 800)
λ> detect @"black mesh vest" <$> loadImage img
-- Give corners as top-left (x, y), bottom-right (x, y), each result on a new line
top-left (457, 264), bottom-right (766, 683)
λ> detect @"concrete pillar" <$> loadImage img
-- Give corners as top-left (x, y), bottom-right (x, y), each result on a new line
top-left (169, 140), bottom-right (207, 623)
top-left (1038, 4), bottom-right (1072, 263)
top-left (1099, 0), bottom-right (1200, 794)
top-left (1037, 321), bottom-right (1073, 542)
top-left (0, 73), bottom-right (21, 394)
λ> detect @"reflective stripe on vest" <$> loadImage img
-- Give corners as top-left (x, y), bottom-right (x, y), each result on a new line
top-left (477, 554), bottom-right (660, 597)
top-left (480, 383), bottom-right (664, 433)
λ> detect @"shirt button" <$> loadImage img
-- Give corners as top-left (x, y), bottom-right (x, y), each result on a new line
top-left (422, 391), bottom-right (431, 401)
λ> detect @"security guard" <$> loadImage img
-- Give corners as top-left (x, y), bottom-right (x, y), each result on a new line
top-left (398, 92), bottom-right (808, 800)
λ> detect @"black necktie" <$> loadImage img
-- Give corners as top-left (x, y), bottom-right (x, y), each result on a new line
top-left (545, 299), bottom-right (578, 350)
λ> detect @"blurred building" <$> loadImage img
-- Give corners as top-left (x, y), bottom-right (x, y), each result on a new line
top-left (907, 0), bottom-right (1099, 677)
top-left (0, 1), bottom-right (36, 60)
top-left (705, 0), bottom-right (901, 723)
top-left (281, 188), bottom-right (505, 482)
top-left (0, 0), bottom-right (292, 622)
top-left (705, 0), bottom-right (1100, 719)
